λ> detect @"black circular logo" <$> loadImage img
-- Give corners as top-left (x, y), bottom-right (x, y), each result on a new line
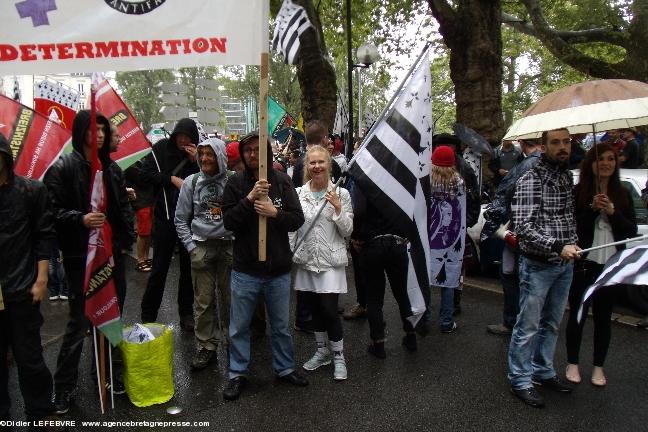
top-left (104, 0), bottom-right (167, 15)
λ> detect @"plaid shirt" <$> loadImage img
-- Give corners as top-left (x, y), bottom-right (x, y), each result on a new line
top-left (512, 158), bottom-right (577, 260)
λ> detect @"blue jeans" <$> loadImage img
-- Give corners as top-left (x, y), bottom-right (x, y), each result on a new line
top-left (508, 257), bottom-right (573, 389)
top-left (228, 271), bottom-right (295, 379)
top-left (438, 287), bottom-right (455, 328)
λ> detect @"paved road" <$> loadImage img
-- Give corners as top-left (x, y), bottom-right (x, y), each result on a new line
top-left (7, 255), bottom-right (648, 431)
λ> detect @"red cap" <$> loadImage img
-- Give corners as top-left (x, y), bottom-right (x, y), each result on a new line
top-left (226, 141), bottom-right (240, 162)
top-left (432, 145), bottom-right (455, 167)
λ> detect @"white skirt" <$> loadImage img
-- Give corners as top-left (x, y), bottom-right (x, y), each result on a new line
top-left (294, 266), bottom-right (347, 294)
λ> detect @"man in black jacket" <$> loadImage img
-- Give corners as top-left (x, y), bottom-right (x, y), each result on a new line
top-left (138, 118), bottom-right (200, 329)
top-left (221, 131), bottom-right (308, 401)
top-left (0, 133), bottom-right (61, 426)
top-left (44, 110), bottom-right (134, 415)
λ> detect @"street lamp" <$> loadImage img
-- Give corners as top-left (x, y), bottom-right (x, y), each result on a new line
top-left (354, 43), bottom-right (380, 138)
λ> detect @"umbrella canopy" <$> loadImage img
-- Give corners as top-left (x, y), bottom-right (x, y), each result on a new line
top-left (453, 123), bottom-right (494, 157)
top-left (504, 79), bottom-right (648, 140)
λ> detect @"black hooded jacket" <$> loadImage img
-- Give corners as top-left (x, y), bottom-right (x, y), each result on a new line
top-left (0, 133), bottom-right (56, 302)
top-left (43, 110), bottom-right (134, 258)
top-left (222, 131), bottom-right (304, 277)
top-left (138, 118), bottom-right (200, 221)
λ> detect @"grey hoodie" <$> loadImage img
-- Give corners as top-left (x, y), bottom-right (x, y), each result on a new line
top-left (175, 138), bottom-right (232, 252)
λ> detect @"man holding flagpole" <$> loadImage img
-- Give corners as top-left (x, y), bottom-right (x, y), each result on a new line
top-left (44, 110), bottom-right (134, 415)
top-left (508, 127), bottom-right (580, 408)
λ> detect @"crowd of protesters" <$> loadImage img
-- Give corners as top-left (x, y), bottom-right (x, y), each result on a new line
top-left (2, 110), bottom-right (647, 430)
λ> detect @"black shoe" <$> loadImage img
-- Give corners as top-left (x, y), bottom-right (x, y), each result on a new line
top-left (223, 376), bottom-right (247, 401)
top-left (293, 321), bottom-right (315, 334)
top-left (486, 323), bottom-right (513, 336)
top-left (53, 389), bottom-right (74, 415)
top-left (532, 376), bottom-right (573, 393)
top-left (637, 316), bottom-right (648, 329)
top-left (440, 322), bottom-right (458, 333)
top-left (510, 387), bottom-right (545, 408)
top-left (277, 371), bottom-right (309, 387)
top-left (106, 378), bottom-right (126, 395)
top-left (367, 341), bottom-right (386, 359)
top-left (402, 333), bottom-right (417, 352)
top-left (415, 320), bottom-right (430, 337)
top-left (180, 315), bottom-right (195, 332)
top-left (191, 348), bottom-right (217, 370)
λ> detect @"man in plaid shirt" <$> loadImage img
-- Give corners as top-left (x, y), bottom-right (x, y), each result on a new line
top-left (508, 128), bottom-right (581, 408)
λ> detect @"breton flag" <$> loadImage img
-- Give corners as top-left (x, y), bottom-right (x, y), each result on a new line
top-left (272, 0), bottom-right (313, 64)
top-left (348, 53), bottom-right (432, 325)
top-left (578, 244), bottom-right (648, 322)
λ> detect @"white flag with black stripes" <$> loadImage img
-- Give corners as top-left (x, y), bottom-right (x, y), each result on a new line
top-left (348, 55), bottom-right (432, 324)
top-left (272, 0), bottom-right (313, 65)
top-left (578, 244), bottom-right (648, 322)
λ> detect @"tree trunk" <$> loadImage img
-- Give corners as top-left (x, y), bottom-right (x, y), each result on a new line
top-left (294, 0), bottom-right (337, 130)
top-left (430, 0), bottom-right (504, 145)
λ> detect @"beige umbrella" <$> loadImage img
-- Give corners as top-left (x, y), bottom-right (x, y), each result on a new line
top-left (504, 79), bottom-right (648, 140)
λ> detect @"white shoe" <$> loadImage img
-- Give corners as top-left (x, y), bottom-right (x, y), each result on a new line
top-left (333, 357), bottom-right (347, 381)
top-left (49, 295), bottom-right (59, 301)
top-left (59, 294), bottom-right (69, 301)
top-left (302, 350), bottom-right (331, 371)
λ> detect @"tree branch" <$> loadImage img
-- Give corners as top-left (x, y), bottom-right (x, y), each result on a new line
top-left (427, 0), bottom-right (458, 45)
top-left (502, 12), bottom-right (629, 47)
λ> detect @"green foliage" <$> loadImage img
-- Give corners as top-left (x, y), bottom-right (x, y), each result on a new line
top-left (114, 69), bottom-right (175, 132)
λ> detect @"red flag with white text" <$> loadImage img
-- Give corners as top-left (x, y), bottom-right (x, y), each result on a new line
top-left (84, 83), bottom-right (122, 347)
top-left (94, 79), bottom-right (151, 169)
top-left (0, 94), bottom-right (72, 180)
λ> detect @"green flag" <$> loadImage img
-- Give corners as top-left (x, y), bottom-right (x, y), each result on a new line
top-left (268, 96), bottom-right (293, 136)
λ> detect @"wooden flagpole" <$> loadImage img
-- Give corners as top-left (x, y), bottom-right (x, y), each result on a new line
top-left (258, 52), bottom-right (269, 261)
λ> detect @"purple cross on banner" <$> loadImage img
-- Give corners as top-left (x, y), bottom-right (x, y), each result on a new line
top-left (15, 0), bottom-right (57, 27)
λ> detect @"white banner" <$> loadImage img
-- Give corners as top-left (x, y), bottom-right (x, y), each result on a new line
top-left (0, 0), bottom-right (267, 74)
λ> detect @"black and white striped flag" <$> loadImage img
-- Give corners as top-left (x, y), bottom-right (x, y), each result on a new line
top-left (348, 54), bottom-right (432, 324)
top-left (272, 0), bottom-right (312, 65)
top-left (578, 244), bottom-right (648, 322)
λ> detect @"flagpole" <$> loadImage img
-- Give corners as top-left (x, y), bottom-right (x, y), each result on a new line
top-left (577, 235), bottom-right (648, 254)
top-left (346, 41), bottom-right (432, 172)
top-left (93, 328), bottom-right (106, 415)
top-left (258, 0), bottom-right (270, 262)
top-left (293, 41), bottom-right (432, 253)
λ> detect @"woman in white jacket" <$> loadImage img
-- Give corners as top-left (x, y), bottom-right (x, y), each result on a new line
top-left (292, 145), bottom-right (353, 380)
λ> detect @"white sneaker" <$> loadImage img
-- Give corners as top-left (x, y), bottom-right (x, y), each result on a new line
top-left (302, 350), bottom-right (331, 371)
top-left (49, 295), bottom-right (59, 301)
top-left (333, 357), bottom-right (347, 381)
top-left (59, 294), bottom-right (69, 300)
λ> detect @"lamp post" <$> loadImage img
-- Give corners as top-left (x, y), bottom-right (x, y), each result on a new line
top-left (355, 43), bottom-right (380, 138)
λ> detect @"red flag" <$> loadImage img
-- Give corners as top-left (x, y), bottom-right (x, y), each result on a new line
top-left (94, 79), bottom-right (151, 169)
top-left (83, 82), bottom-right (122, 347)
top-left (33, 80), bottom-right (79, 131)
top-left (0, 94), bottom-right (72, 180)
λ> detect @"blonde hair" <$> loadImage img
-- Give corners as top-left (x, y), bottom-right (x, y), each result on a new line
top-left (431, 165), bottom-right (462, 194)
top-left (304, 145), bottom-right (332, 184)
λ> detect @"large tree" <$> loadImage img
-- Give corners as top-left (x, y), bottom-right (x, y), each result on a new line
top-left (504, 0), bottom-right (647, 82)
top-left (428, 0), bottom-right (505, 144)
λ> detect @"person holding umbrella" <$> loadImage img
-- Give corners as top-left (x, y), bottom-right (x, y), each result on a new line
top-left (565, 143), bottom-right (637, 387)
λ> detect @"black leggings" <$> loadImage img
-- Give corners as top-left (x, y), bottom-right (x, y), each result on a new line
top-left (302, 292), bottom-right (343, 342)
top-left (565, 261), bottom-right (615, 367)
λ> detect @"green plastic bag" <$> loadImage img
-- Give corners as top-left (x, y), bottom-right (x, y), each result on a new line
top-left (120, 323), bottom-right (174, 407)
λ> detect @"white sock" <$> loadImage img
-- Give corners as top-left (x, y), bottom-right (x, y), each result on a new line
top-left (315, 332), bottom-right (330, 354)
top-left (330, 339), bottom-right (344, 360)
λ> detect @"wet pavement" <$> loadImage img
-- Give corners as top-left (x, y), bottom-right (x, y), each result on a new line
top-left (7, 255), bottom-right (648, 431)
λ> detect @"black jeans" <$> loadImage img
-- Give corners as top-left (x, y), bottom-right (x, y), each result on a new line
top-left (0, 299), bottom-right (54, 421)
top-left (302, 292), bottom-right (343, 341)
top-left (566, 261), bottom-right (614, 366)
top-left (350, 244), bottom-right (367, 307)
top-left (140, 218), bottom-right (193, 322)
top-left (361, 238), bottom-right (415, 341)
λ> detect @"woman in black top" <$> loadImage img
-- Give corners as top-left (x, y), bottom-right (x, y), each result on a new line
top-left (565, 143), bottom-right (637, 387)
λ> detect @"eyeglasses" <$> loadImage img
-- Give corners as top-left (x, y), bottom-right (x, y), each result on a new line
top-left (243, 147), bottom-right (260, 155)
